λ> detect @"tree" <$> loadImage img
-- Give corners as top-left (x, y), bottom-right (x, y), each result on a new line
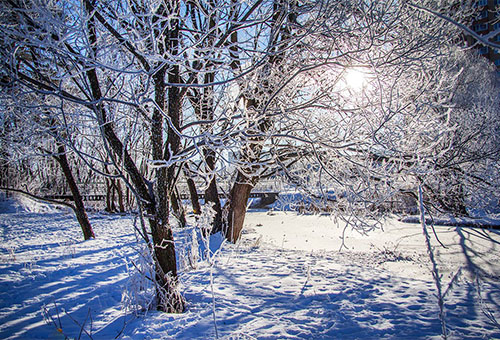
top-left (215, 0), bottom-right (480, 238)
top-left (0, 0), bottom-right (186, 312)
top-left (269, 46), bottom-right (500, 220)
top-left (417, 49), bottom-right (500, 215)
top-left (0, 67), bottom-right (95, 240)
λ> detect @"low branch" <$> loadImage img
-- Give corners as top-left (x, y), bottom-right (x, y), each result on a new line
top-left (0, 187), bottom-right (76, 211)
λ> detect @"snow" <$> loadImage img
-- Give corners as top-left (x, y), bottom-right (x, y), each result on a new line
top-left (1, 195), bottom-right (499, 339)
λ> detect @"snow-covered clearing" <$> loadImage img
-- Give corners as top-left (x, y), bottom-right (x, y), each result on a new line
top-left (0, 196), bottom-right (499, 339)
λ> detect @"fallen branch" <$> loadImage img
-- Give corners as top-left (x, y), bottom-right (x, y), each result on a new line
top-left (0, 187), bottom-right (76, 211)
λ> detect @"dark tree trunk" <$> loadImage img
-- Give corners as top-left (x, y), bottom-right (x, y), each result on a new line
top-left (125, 176), bottom-right (134, 211)
top-left (183, 164), bottom-right (201, 215)
top-left (149, 216), bottom-right (184, 312)
top-left (149, 62), bottom-right (183, 312)
top-left (204, 149), bottom-right (223, 233)
top-left (54, 144), bottom-right (95, 240)
top-left (170, 187), bottom-right (187, 227)
top-left (111, 179), bottom-right (116, 211)
top-left (226, 173), bottom-right (253, 243)
top-left (116, 179), bottom-right (125, 212)
top-left (105, 178), bottom-right (114, 212)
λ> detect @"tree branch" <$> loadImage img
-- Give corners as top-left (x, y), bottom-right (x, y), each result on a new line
top-left (0, 187), bottom-right (77, 211)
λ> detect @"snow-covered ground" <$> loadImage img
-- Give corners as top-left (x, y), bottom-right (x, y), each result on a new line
top-left (1, 195), bottom-right (499, 339)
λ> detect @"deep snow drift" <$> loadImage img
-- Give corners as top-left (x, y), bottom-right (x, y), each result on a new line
top-left (0, 195), bottom-right (499, 339)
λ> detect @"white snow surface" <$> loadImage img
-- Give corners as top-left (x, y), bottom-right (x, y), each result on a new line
top-left (1, 196), bottom-right (500, 339)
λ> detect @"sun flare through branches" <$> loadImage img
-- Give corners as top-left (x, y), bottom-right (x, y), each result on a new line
top-left (344, 67), bottom-right (370, 91)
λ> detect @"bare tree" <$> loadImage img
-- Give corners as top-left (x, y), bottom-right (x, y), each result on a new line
top-left (0, 99), bottom-right (96, 240)
top-left (213, 0), bottom-right (479, 239)
top-left (0, 0), bottom-right (186, 312)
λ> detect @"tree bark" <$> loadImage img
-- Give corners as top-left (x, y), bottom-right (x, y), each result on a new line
top-left (226, 173), bottom-right (253, 243)
top-left (204, 149), bottom-right (223, 233)
top-left (105, 178), bottom-right (114, 212)
top-left (116, 179), bottom-right (125, 212)
top-left (54, 144), bottom-right (95, 240)
top-left (170, 187), bottom-right (187, 227)
top-left (183, 164), bottom-right (201, 215)
top-left (149, 217), bottom-right (184, 312)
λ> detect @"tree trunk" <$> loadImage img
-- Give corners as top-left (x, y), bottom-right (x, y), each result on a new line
top-left (204, 149), bottom-right (223, 233)
top-left (183, 164), bottom-right (201, 215)
top-left (111, 179), bottom-right (117, 211)
top-left (206, 178), bottom-right (222, 232)
top-left (225, 172), bottom-right (253, 243)
top-left (149, 216), bottom-right (184, 312)
top-left (105, 178), bottom-right (114, 212)
top-left (54, 144), bottom-right (95, 240)
top-left (170, 187), bottom-right (187, 227)
top-left (126, 179), bottom-right (134, 211)
top-left (116, 179), bottom-right (125, 212)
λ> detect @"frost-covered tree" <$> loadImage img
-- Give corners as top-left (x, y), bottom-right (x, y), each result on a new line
top-left (419, 49), bottom-right (500, 215)
top-left (209, 0), bottom-right (481, 236)
top-left (0, 0), bottom-right (187, 312)
top-left (0, 10), bottom-right (96, 241)
top-left (271, 47), bottom-right (500, 220)
top-left (0, 91), bottom-right (96, 240)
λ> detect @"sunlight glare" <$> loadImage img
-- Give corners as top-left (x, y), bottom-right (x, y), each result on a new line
top-left (344, 67), bottom-right (367, 91)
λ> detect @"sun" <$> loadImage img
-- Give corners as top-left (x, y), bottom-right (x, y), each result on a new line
top-left (344, 67), bottom-right (368, 91)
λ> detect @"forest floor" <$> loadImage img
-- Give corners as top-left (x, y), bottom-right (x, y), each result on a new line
top-left (0, 195), bottom-right (499, 339)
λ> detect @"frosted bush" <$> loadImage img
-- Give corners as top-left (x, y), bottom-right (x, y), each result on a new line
top-left (121, 244), bottom-right (156, 314)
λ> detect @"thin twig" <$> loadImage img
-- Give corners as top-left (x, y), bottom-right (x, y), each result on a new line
top-left (64, 309), bottom-right (94, 340)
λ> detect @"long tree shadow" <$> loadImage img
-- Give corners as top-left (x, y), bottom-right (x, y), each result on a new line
top-left (0, 212), bottom-right (139, 340)
top-left (450, 227), bottom-right (500, 330)
top-left (2, 208), bottom-right (499, 340)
